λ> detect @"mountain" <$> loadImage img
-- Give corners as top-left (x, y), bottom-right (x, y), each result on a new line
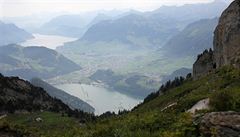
top-left (1, 1), bottom-right (239, 137)
top-left (86, 13), bottom-right (111, 27)
top-left (193, 0), bottom-right (240, 78)
top-left (0, 44), bottom-right (81, 80)
top-left (78, 13), bottom-right (179, 49)
top-left (30, 78), bottom-right (95, 113)
top-left (38, 13), bottom-right (113, 38)
top-left (161, 67), bottom-right (192, 83)
top-left (0, 21), bottom-right (33, 46)
top-left (163, 18), bottom-right (218, 57)
top-left (79, 1), bottom-right (227, 47)
top-left (38, 14), bottom-right (92, 37)
top-left (59, 0), bottom-right (228, 53)
top-left (153, 0), bottom-right (228, 28)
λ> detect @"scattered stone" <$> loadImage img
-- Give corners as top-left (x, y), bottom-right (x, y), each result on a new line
top-left (35, 117), bottom-right (43, 122)
top-left (161, 102), bottom-right (177, 111)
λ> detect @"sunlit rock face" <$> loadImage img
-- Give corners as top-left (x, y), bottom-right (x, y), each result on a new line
top-left (214, 0), bottom-right (240, 68)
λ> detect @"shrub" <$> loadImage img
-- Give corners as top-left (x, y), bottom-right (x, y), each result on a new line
top-left (210, 90), bottom-right (240, 111)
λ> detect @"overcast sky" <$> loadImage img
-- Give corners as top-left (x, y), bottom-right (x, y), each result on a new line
top-left (0, 0), bottom-right (218, 17)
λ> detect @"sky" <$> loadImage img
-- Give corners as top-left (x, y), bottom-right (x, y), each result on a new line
top-left (0, 0), bottom-right (217, 17)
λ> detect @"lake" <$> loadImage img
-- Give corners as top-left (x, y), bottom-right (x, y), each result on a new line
top-left (55, 84), bottom-right (142, 115)
top-left (21, 34), bottom-right (142, 115)
top-left (20, 33), bottom-right (78, 49)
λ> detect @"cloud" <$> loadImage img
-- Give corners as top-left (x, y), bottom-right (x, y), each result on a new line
top-left (0, 0), bottom-right (214, 17)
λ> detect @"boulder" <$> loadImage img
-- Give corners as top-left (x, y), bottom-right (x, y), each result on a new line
top-left (199, 112), bottom-right (240, 137)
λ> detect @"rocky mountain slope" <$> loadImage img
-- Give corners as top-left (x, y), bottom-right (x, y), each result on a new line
top-left (193, 0), bottom-right (240, 78)
top-left (0, 44), bottom-right (81, 80)
top-left (1, 66), bottom-right (240, 137)
top-left (31, 78), bottom-right (95, 113)
top-left (0, 21), bottom-right (33, 46)
top-left (0, 74), bottom-right (94, 121)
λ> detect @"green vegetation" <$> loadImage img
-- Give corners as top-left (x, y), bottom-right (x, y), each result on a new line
top-left (0, 112), bottom-right (81, 137)
top-left (1, 66), bottom-right (240, 137)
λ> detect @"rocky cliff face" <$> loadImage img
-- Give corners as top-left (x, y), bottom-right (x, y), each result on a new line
top-left (193, 0), bottom-right (240, 78)
top-left (214, 0), bottom-right (240, 68)
top-left (193, 49), bottom-right (215, 79)
top-left (199, 112), bottom-right (240, 137)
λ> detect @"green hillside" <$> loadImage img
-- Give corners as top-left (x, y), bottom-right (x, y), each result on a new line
top-left (1, 66), bottom-right (240, 137)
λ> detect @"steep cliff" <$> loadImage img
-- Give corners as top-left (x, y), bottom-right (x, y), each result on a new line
top-left (193, 0), bottom-right (240, 78)
top-left (214, 0), bottom-right (240, 68)
top-left (193, 49), bottom-right (215, 79)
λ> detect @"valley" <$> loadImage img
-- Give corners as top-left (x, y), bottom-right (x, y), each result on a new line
top-left (1, 0), bottom-right (239, 136)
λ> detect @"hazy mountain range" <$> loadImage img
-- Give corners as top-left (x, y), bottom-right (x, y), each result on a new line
top-left (37, 10), bottom-right (126, 38)
top-left (163, 18), bottom-right (219, 57)
top-left (59, 0), bottom-right (228, 51)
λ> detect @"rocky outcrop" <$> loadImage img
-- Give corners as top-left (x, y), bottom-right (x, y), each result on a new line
top-left (193, 49), bottom-right (215, 79)
top-left (193, 0), bottom-right (240, 78)
top-left (214, 0), bottom-right (240, 68)
top-left (199, 112), bottom-right (240, 137)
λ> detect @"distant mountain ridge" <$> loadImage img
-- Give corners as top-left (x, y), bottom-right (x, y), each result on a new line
top-left (38, 13), bottom-right (113, 38)
top-left (61, 0), bottom-right (228, 51)
top-left (0, 44), bottom-right (81, 80)
top-left (153, 0), bottom-right (227, 26)
top-left (163, 18), bottom-right (219, 57)
top-left (31, 78), bottom-right (95, 113)
top-left (0, 21), bottom-right (33, 46)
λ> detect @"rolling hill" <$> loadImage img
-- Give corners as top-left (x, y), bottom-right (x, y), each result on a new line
top-left (0, 44), bottom-right (81, 80)
top-left (0, 21), bottom-right (34, 46)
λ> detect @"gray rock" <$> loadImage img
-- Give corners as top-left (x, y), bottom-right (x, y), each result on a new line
top-left (199, 112), bottom-right (240, 137)
top-left (214, 0), bottom-right (240, 69)
top-left (193, 49), bottom-right (215, 79)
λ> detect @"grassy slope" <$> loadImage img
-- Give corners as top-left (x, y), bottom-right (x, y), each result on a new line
top-left (1, 66), bottom-right (240, 137)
